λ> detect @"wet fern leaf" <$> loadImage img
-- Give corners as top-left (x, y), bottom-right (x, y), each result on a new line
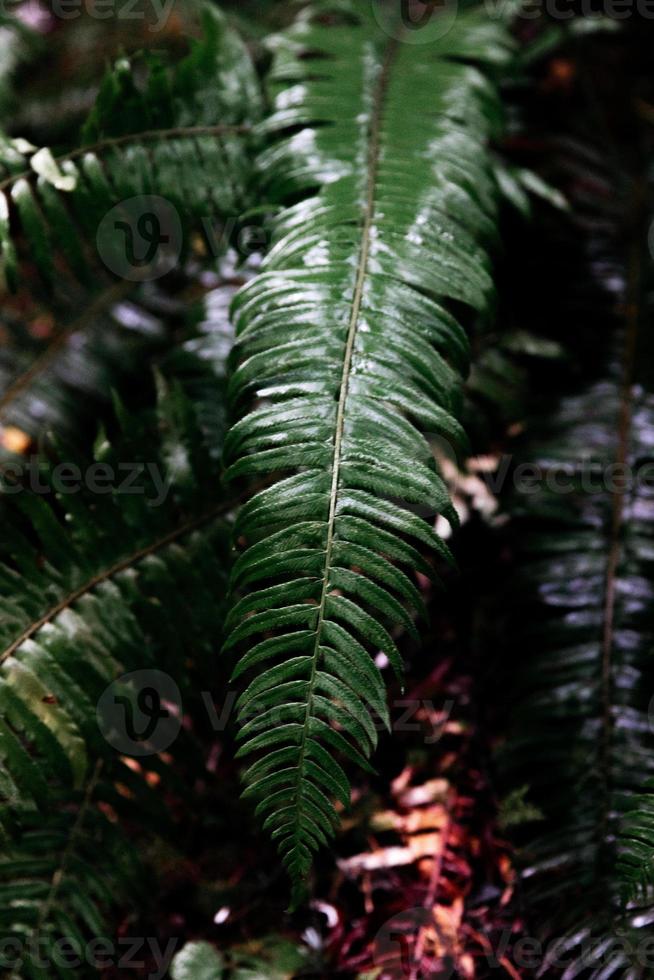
top-left (0, 6), bottom-right (260, 291)
top-left (499, 351), bottom-right (654, 972)
top-left (223, 0), bottom-right (516, 902)
top-left (619, 781), bottom-right (654, 905)
top-left (0, 806), bottom-right (141, 980)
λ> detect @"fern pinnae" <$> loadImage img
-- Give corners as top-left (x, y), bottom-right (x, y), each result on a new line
top-left (30, 758), bottom-right (103, 938)
top-left (275, 32), bottom-right (397, 898)
top-left (0, 280), bottom-right (124, 396)
top-left (0, 7), bottom-right (261, 459)
top-left (0, 5), bottom-right (260, 291)
top-left (0, 498), bottom-right (231, 669)
top-left (0, 767), bottom-right (142, 980)
top-left (497, 161), bottom-right (654, 971)
top-left (620, 782), bottom-right (654, 905)
top-left (225, 1), bottom-right (515, 900)
top-left (0, 370), bottom-right (235, 827)
top-left (0, 374), bottom-right (238, 963)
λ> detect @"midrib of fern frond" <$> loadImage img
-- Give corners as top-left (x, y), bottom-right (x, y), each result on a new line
top-left (596, 185), bottom-right (646, 869)
top-left (495, 162), bottom-right (654, 950)
top-left (0, 497), bottom-right (236, 666)
top-left (30, 759), bottom-right (103, 945)
top-left (0, 124), bottom-right (252, 197)
top-left (227, 2), bottom-right (515, 899)
top-left (0, 281), bottom-right (130, 420)
top-left (289, 37), bottom-right (398, 868)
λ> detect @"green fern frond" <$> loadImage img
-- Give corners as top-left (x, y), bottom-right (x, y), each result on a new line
top-left (619, 782), bottom-right (654, 905)
top-left (0, 347), bottom-right (237, 960)
top-left (224, 1), bottom-right (516, 902)
top-left (0, 767), bottom-right (142, 980)
top-left (0, 6), bottom-right (260, 291)
top-left (0, 377), bottom-right (231, 835)
top-left (0, 280), bottom-right (170, 463)
top-left (498, 352), bottom-right (654, 969)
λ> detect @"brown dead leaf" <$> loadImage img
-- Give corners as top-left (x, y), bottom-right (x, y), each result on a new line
top-left (396, 778), bottom-right (450, 808)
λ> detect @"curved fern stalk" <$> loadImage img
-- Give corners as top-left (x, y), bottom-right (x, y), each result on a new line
top-left (0, 278), bottom-right (240, 966)
top-left (0, 5), bottom-right (260, 291)
top-left (0, 378), bottom-right (232, 834)
top-left (224, 1), bottom-right (515, 902)
top-left (0, 766), bottom-right (142, 980)
top-left (498, 201), bottom-right (654, 973)
top-left (0, 280), bottom-right (168, 464)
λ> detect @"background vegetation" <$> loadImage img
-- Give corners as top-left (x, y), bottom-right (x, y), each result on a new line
top-left (0, 2), bottom-right (653, 977)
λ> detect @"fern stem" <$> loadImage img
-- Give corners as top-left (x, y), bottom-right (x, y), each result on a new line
top-left (597, 184), bottom-right (646, 859)
top-left (32, 759), bottom-right (104, 945)
top-left (288, 37), bottom-right (399, 887)
top-left (0, 498), bottom-right (238, 664)
top-left (0, 281), bottom-right (132, 419)
top-left (0, 124), bottom-right (251, 196)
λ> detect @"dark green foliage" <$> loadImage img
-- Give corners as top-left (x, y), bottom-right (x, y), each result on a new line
top-left (498, 347), bottom-right (654, 971)
top-left (0, 373), bottom-right (233, 963)
top-left (170, 933), bottom-right (308, 979)
top-left (0, 7), bottom-right (260, 961)
top-left (0, 379), bottom-right (230, 823)
top-left (0, 282), bottom-right (169, 464)
top-left (0, 6), bottom-right (259, 291)
top-left (3, 0), bottom-right (654, 959)
top-left (620, 781), bottom-right (654, 902)
top-left (223, 0), bottom-right (516, 901)
top-left (0, 802), bottom-right (141, 979)
top-left (0, 5), bottom-right (262, 475)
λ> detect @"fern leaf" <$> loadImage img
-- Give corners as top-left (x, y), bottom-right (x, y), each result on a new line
top-left (224, 1), bottom-right (515, 901)
top-left (619, 782), bottom-right (654, 904)
top-left (497, 198), bottom-right (654, 968)
top-left (0, 6), bottom-right (260, 291)
top-left (0, 768), bottom-right (142, 980)
top-left (0, 322), bottom-right (239, 957)
top-left (0, 8), bottom-right (260, 456)
top-left (0, 377), bottom-right (231, 830)
top-left (0, 280), bottom-right (168, 463)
